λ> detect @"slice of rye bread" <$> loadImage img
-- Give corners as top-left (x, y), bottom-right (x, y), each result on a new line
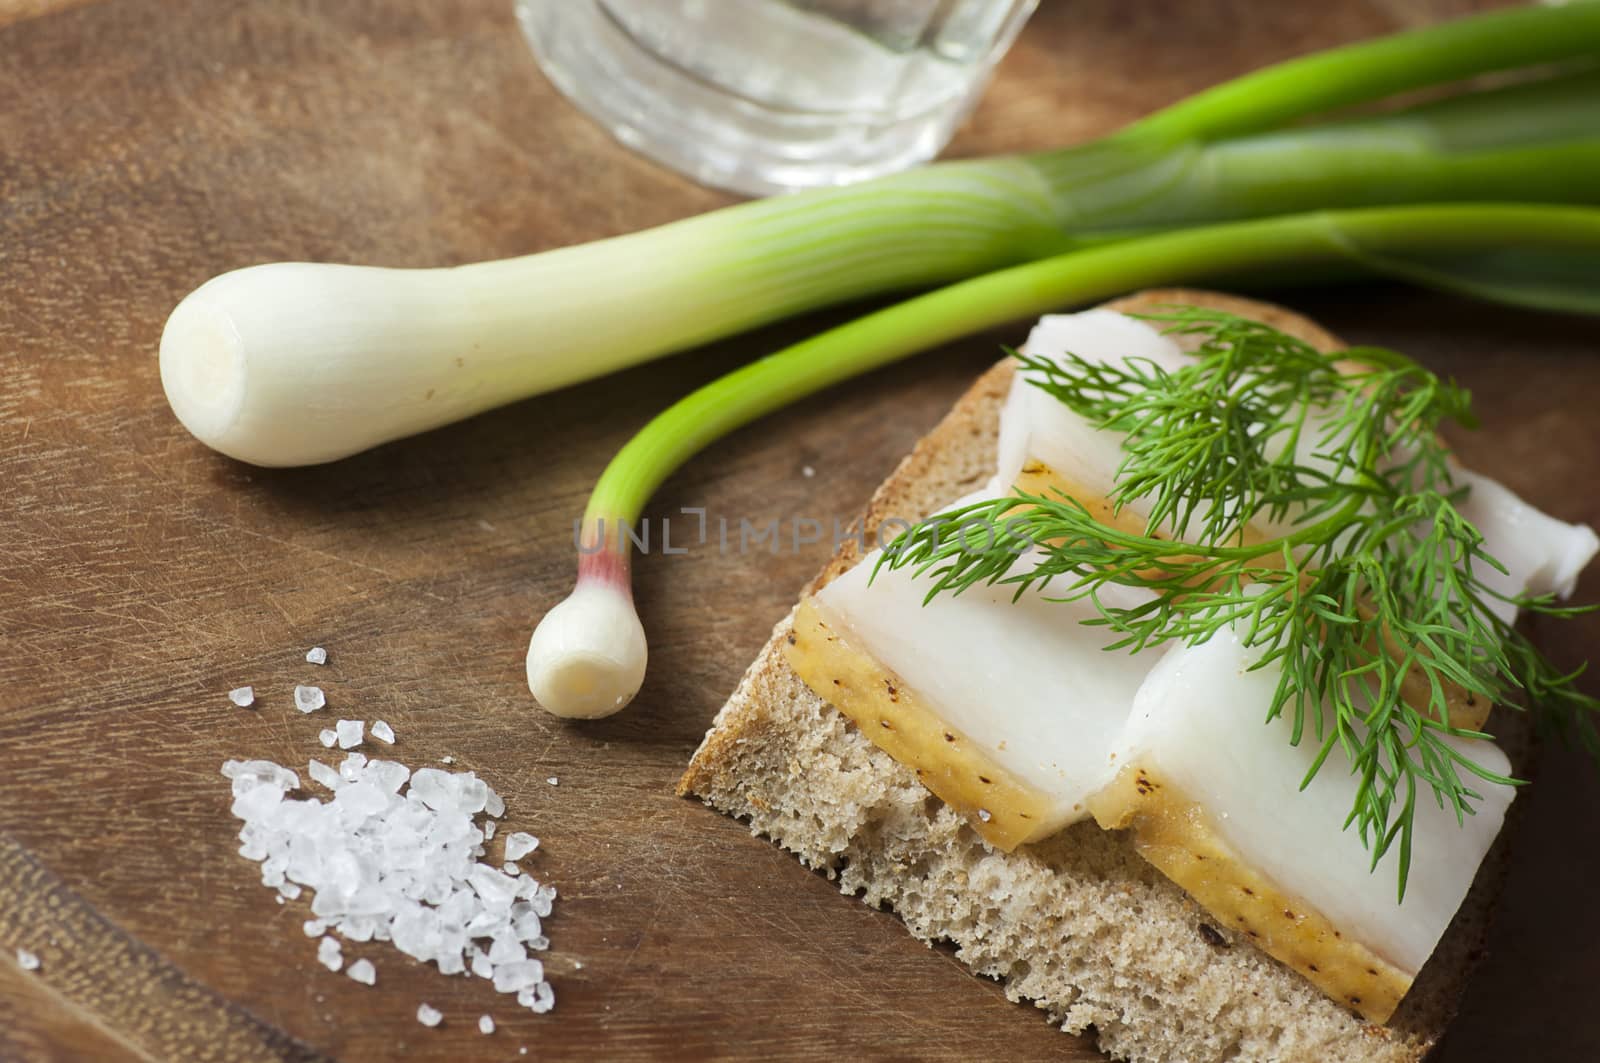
top-left (679, 289), bottom-right (1531, 1063)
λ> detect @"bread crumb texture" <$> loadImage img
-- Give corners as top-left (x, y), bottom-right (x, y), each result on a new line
top-left (680, 292), bottom-right (1521, 1063)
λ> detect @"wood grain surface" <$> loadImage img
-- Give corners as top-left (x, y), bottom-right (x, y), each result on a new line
top-left (2, 1), bottom-right (1596, 1060)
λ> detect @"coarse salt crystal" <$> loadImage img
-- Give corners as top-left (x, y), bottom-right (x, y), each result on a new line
top-left (342, 917), bottom-right (376, 942)
top-left (338, 780), bottom-right (389, 818)
top-left (16, 948), bottom-right (39, 971)
top-left (469, 866), bottom-right (520, 910)
top-left (802, 465), bottom-right (816, 478)
top-left (488, 932), bottom-right (525, 966)
top-left (346, 958), bottom-right (376, 985)
top-left (223, 760), bottom-right (300, 790)
top-left (338, 752), bottom-right (367, 781)
top-left (527, 981), bottom-right (554, 1014)
top-left (365, 759), bottom-right (409, 793)
top-left (441, 755), bottom-right (454, 764)
top-left (230, 784), bottom-right (285, 822)
top-left (318, 728), bottom-right (337, 748)
top-left (335, 719), bottom-right (364, 750)
top-left (512, 911), bottom-right (542, 943)
top-left (465, 910), bottom-right (506, 937)
top-left (294, 686), bottom-right (326, 713)
top-left (417, 1003), bottom-right (443, 1027)
top-left (478, 1015), bottom-right (496, 1035)
top-left (303, 920), bottom-right (326, 938)
top-left (317, 936), bottom-right (343, 972)
top-left (308, 760), bottom-right (341, 791)
top-left (493, 959), bottom-right (543, 994)
top-left (229, 686), bottom-right (255, 708)
top-left (546, 777), bottom-right (558, 786)
top-left (458, 775), bottom-right (490, 815)
top-left (408, 768), bottom-right (452, 811)
top-left (370, 720), bottom-right (395, 744)
top-left (306, 647), bottom-right (328, 665)
top-left (504, 832), bottom-right (539, 862)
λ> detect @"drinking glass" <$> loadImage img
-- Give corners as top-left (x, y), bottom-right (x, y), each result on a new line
top-left (516, 0), bottom-right (1038, 196)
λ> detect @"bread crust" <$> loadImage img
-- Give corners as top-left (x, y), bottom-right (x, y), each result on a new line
top-left (679, 290), bottom-right (1527, 1063)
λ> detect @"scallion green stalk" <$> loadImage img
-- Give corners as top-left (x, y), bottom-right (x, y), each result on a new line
top-left (1071, 69), bottom-right (1600, 236)
top-left (529, 203), bottom-right (1600, 716)
top-left (161, 6), bottom-right (1600, 467)
top-left (1122, 3), bottom-right (1600, 143)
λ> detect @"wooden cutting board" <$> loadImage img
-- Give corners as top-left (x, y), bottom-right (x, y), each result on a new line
top-left (3, 1), bottom-right (1597, 1060)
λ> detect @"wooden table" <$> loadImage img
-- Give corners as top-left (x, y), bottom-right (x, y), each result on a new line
top-left (3, 1), bottom-right (1596, 1059)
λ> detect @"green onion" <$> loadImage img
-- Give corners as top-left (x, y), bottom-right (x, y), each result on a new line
top-left (160, 6), bottom-right (1600, 467)
top-left (528, 203), bottom-right (1600, 716)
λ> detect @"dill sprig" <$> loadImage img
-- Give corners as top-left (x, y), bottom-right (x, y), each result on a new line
top-left (877, 308), bottom-right (1599, 899)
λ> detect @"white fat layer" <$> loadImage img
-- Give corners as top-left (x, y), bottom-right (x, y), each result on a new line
top-left (1454, 467), bottom-right (1599, 626)
top-left (990, 311), bottom-right (1190, 504)
top-left (1111, 622), bottom-right (1514, 976)
top-left (817, 492), bottom-right (1158, 832)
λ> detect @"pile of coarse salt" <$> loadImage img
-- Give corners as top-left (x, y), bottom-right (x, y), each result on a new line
top-left (223, 746), bottom-right (556, 1017)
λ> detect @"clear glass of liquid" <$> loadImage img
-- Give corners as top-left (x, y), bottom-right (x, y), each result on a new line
top-left (515, 0), bottom-right (1038, 196)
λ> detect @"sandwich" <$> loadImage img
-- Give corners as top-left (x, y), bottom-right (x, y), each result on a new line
top-left (678, 290), bottom-right (1597, 1062)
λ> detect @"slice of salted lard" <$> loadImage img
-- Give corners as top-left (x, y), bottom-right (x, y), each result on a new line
top-left (1087, 622), bottom-right (1515, 1024)
top-left (1453, 467), bottom-right (1599, 627)
top-left (787, 526), bottom-right (1157, 850)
